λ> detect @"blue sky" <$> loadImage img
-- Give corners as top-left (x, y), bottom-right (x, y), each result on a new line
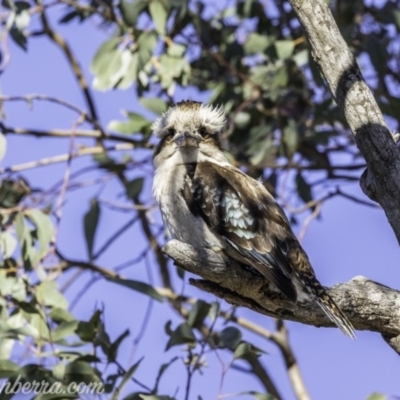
top-left (1, 6), bottom-right (400, 400)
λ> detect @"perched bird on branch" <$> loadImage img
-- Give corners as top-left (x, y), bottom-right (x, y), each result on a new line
top-left (152, 100), bottom-right (355, 339)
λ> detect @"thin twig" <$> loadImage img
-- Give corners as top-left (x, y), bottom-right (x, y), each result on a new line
top-left (93, 215), bottom-right (139, 260)
top-left (116, 172), bottom-right (173, 291)
top-left (55, 116), bottom-right (83, 226)
top-left (0, 143), bottom-right (133, 174)
top-left (273, 320), bottom-right (310, 400)
top-left (0, 123), bottom-right (141, 145)
top-left (297, 202), bottom-right (323, 243)
top-left (37, 7), bottom-right (100, 126)
top-left (0, 94), bottom-right (90, 120)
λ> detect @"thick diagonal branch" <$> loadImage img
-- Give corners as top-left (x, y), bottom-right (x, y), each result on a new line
top-left (163, 240), bottom-right (400, 338)
top-left (288, 0), bottom-right (400, 245)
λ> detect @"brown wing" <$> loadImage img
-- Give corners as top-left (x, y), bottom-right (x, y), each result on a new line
top-left (180, 161), bottom-right (299, 301)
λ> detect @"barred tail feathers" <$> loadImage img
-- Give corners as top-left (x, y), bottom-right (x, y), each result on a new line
top-left (297, 274), bottom-right (356, 339)
top-left (314, 290), bottom-right (356, 339)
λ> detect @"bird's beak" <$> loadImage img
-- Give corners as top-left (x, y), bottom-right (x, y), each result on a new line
top-left (173, 132), bottom-right (201, 148)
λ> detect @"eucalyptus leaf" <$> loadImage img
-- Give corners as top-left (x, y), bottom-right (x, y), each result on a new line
top-left (139, 97), bottom-right (167, 115)
top-left (274, 40), bottom-right (295, 60)
top-left (37, 281), bottom-right (68, 309)
top-left (91, 37), bottom-right (121, 75)
top-left (149, 0), bottom-right (168, 35)
top-left (84, 198), bottom-right (100, 260)
top-left (137, 31), bottom-right (158, 71)
top-left (0, 360), bottom-right (19, 378)
top-left (187, 300), bottom-right (210, 328)
top-left (0, 232), bottom-right (17, 259)
top-left (244, 33), bottom-right (270, 55)
top-left (108, 112), bottom-right (150, 134)
top-left (219, 326), bottom-right (242, 350)
top-left (234, 342), bottom-right (263, 360)
top-left (119, 0), bottom-right (147, 27)
top-left (125, 178), bottom-right (144, 200)
top-left (25, 208), bottom-right (53, 262)
top-left (111, 357), bottom-right (142, 400)
top-left (366, 394), bottom-right (387, 400)
top-left (165, 322), bottom-right (196, 350)
top-left (107, 277), bottom-right (163, 302)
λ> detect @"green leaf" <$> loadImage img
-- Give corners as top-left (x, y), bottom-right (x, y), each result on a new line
top-left (91, 37), bottom-right (121, 75)
top-left (51, 321), bottom-right (79, 342)
top-left (64, 361), bottom-right (103, 387)
top-left (219, 326), bottom-right (242, 350)
top-left (234, 112), bottom-right (251, 129)
top-left (59, 10), bottom-right (82, 24)
top-left (84, 198), bottom-right (100, 260)
top-left (76, 321), bottom-right (96, 342)
top-left (36, 281), bottom-right (68, 309)
top-left (149, 0), bottom-right (168, 35)
top-left (187, 300), bottom-right (210, 328)
top-left (109, 329), bottom-right (130, 361)
top-left (125, 178), bottom-right (144, 200)
top-left (108, 112), bottom-right (150, 134)
top-left (117, 52), bottom-right (139, 90)
top-left (295, 172), bottom-right (313, 204)
top-left (119, 0), bottom-right (147, 27)
top-left (239, 392), bottom-right (277, 400)
top-left (25, 209), bottom-right (53, 262)
top-left (0, 338), bottom-right (15, 360)
top-left (107, 277), bottom-right (163, 302)
top-left (292, 49), bottom-right (308, 67)
top-left (167, 43), bottom-right (186, 57)
top-left (249, 137), bottom-right (274, 167)
top-left (165, 322), bottom-right (196, 350)
top-left (52, 360), bottom-right (66, 380)
top-left (0, 231), bottom-right (17, 259)
top-left (0, 178), bottom-right (30, 209)
top-left (9, 26), bottom-right (27, 51)
top-left (137, 31), bottom-right (158, 71)
top-left (152, 357), bottom-right (178, 393)
top-left (208, 301), bottom-right (220, 323)
top-left (234, 342), bottom-right (263, 360)
top-left (283, 120), bottom-right (299, 157)
top-left (93, 49), bottom-right (129, 91)
top-left (111, 357), bottom-right (143, 400)
top-left (244, 33), bottom-right (270, 54)
top-left (139, 97), bottom-right (167, 115)
top-left (49, 307), bottom-right (75, 323)
top-left (366, 394), bottom-right (387, 400)
top-left (15, 211), bottom-right (33, 267)
top-left (0, 360), bottom-right (19, 378)
top-left (91, 39), bottom-right (134, 91)
top-left (140, 395), bottom-right (175, 400)
top-left (275, 40), bottom-right (295, 60)
top-left (14, 4), bottom-right (30, 30)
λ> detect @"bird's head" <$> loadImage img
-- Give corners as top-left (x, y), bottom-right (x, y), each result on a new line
top-left (152, 100), bottom-right (227, 167)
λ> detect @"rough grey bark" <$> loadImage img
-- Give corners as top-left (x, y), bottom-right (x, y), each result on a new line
top-left (288, 0), bottom-right (400, 245)
top-left (164, 240), bottom-right (400, 346)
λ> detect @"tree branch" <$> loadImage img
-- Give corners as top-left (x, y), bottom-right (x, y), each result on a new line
top-left (0, 123), bottom-right (141, 145)
top-left (0, 143), bottom-right (133, 173)
top-left (38, 6), bottom-right (99, 124)
top-left (288, 0), bottom-right (400, 245)
top-left (163, 240), bottom-right (400, 340)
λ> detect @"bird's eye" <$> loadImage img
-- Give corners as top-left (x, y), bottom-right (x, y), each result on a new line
top-left (166, 128), bottom-right (175, 139)
top-left (199, 126), bottom-right (208, 138)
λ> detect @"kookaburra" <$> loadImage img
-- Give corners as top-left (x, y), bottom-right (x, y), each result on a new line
top-left (152, 100), bottom-right (355, 338)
